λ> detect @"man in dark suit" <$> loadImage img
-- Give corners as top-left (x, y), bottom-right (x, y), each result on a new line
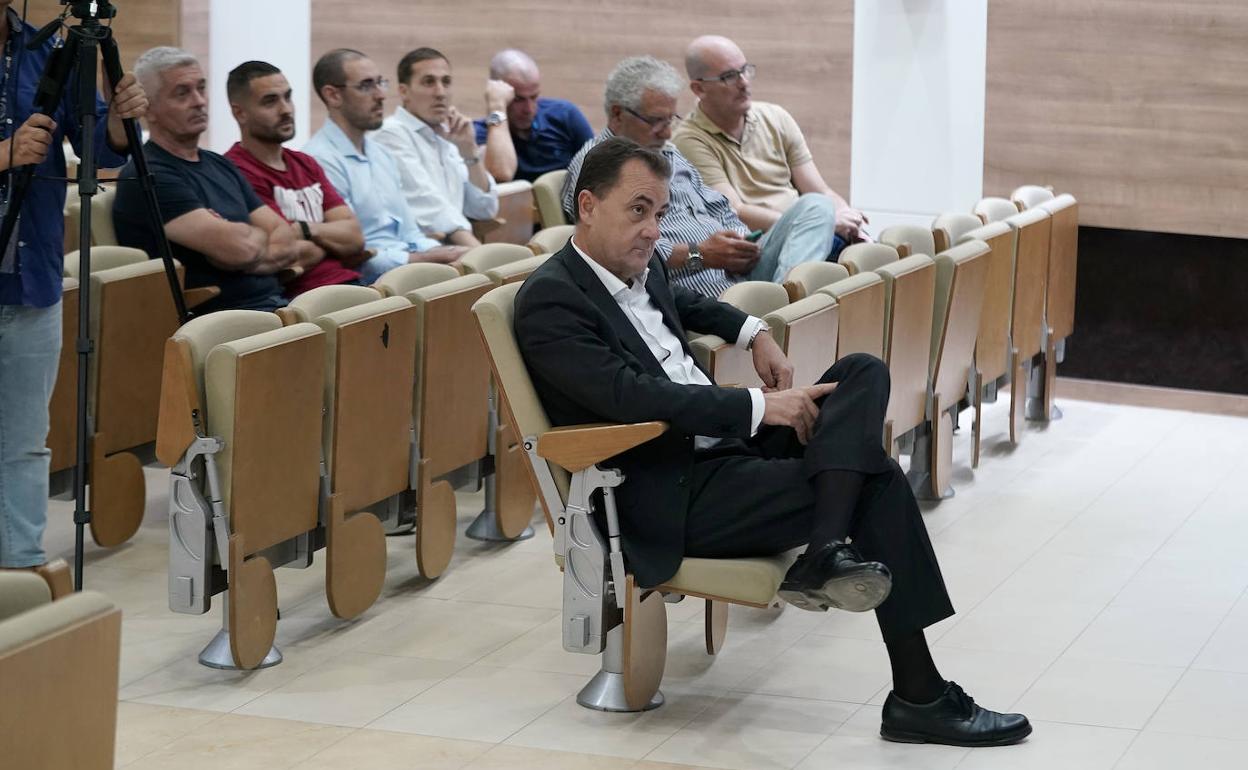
top-left (515, 137), bottom-right (1032, 747)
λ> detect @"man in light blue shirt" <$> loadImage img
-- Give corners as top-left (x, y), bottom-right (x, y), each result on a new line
top-left (305, 48), bottom-right (465, 283)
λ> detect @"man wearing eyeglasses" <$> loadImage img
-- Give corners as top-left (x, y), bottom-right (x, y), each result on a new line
top-left (374, 47), bottom-right (499, 249)
top-left (674, 36), bottom-right (867, 258)
top-left (560, 56), bottom-right (840, 295)
top-left (305, 49), bottom-right (466, 283)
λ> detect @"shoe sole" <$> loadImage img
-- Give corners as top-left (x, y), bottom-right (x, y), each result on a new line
top-left (880, 722), bottom-right (1033, 747)
top-left (777, 571), bottom-right (893, 614)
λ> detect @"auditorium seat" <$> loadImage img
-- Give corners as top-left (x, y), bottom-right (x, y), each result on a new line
top-left (472, 179), bottom-right (536, 245)
top-left (973, 196), bottom-right (1018, 224)
top-left (957, 221), bottom-right (1017, 462)
top-left (0, 572), bottom-right (121, 770)
top-left (878, 224), bottom-right (936, 259)
top-left (816, 272), bottom-right (887, 360)
top-left (932, 212), bottom-right (983, 253)
top-left (875, 255), bottom-right (937, 455)
top-left (458, 243), bottom-right (538, 275)
top-left (59, 248), bottom-right (193, 548)
top-left (908, 239), bottom-right (991, 499)
top-left (473, 282), bottom-right (797, 712)
top-left (157, 310), bottom-right (327, 669)
top-left (527, 223), bottom-right (574, 256)
top-left (484, 253), bottom-right (550, 285)
top-left (532, 169), bottom-right (570, 229)
top-left (782, 261), bottom-right (849, 302)
top-left (690, 282), bottom-right (789, 388)
top-left (1002, 207), bottom-right (1052, 431)
top-left (761, 293), bottom-right (840, 387)
top-left (1011, 184), bottom-right (1055, 211)
top-left (374, 263), bottom-right (461, 297)
top-left (839, 242), bottom-right (899, 275)
top-left (1033, 194), bottom-right (1079, 421)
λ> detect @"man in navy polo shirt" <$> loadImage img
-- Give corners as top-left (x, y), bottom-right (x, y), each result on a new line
top-left (0, 0), bottom-right (147, 572)
top-left (474, 49), bottom-right (593, 183)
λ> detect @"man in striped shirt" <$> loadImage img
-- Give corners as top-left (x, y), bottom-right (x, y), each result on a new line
top-left (561, 56), bottom-right (840, 297)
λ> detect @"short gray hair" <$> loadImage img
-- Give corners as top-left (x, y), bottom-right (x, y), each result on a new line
top-left (489, 49), bottom-right (537, 81)
top-left (135, 46), bottom-right (200, 98)
top-left (603, 56), bottom-right (683, 117)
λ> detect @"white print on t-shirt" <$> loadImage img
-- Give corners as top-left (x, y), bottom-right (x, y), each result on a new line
top-left (273, 183), bottom-right (326, 223)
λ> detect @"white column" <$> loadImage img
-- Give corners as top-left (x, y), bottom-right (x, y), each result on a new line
top-left (850, 0), bottom-right (988, 233)
top-left (207, 0), bottom-right (311, 152)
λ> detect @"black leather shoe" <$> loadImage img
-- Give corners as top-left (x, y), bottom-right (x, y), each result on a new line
top-left (777, 540), bottom-right (892, 613)
top-left (881, 681), bottom-right (1032, 747)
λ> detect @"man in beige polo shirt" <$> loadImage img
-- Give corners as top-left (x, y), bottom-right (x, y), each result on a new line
top-left (674, 35), bottom-right (867, 258)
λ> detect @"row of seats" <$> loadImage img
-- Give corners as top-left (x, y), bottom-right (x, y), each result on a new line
top-left (467, 182), bottom-right (1080, 711)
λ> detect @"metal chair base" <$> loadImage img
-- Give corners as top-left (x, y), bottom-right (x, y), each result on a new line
top-left (465, 509), bottom-right (534, 542)
top-left (575, 669), bottom-right (664, 712)
top-left (197, 628), bottom-right (282, 670)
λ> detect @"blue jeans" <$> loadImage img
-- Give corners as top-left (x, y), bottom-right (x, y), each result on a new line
top-left (749, 193), bottom-right (848, 283)
top-left (0, 301), bottom-right (61, 567)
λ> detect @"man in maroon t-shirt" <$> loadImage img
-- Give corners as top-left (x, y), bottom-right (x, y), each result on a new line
top-left (225, 60), bottom-right (368, 297)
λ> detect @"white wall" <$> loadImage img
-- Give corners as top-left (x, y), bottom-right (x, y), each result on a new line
top-left (208, 0), bottom-right (311, 152)
top-left (850, 0), bottom-right (988, 233)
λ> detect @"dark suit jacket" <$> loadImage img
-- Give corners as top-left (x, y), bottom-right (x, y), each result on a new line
top-left (515, 242), bottom-right (754, 587)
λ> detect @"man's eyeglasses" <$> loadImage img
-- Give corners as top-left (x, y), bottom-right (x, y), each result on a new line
top-left (694, 63), bottom-right (756, 86)
top-left (332, 77), bottom-right (390, 94)
top-left (624, 106), bottom-right (682, 131)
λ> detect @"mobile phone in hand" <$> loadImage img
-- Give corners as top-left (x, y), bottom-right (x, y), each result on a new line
top-left (745, 229), bottom-right (764, 242)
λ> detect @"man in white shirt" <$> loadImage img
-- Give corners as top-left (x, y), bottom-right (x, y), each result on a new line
top-left (374, 47), bottom-right (500, 248)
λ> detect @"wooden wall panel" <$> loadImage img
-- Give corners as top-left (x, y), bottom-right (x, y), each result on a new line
top-left (310, 0), bottom-right (853, 193)
top-left (21, 0), bottom-right (180, 72)
top-left (985, 0), bottom-right (1248, 239)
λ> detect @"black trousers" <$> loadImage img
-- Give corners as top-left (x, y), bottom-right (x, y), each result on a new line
top-left (684, 353), bottom-right (955, 642)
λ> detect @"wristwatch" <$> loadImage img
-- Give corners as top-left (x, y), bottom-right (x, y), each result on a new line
top-left (485, 110), bottom-right (507, 127)
top-left (687, 242), bottom-right (704, 270)
top-left (297, 220), bottom-right (312, 240)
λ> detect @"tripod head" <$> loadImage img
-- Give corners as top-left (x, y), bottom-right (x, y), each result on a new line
top-left (60, 1), bottom-right (118, 22)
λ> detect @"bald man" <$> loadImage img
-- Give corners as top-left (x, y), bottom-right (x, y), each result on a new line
top-left (473, 48), bottom-right (594, 182)
top-left (673, 35), bottom-right (866, 253)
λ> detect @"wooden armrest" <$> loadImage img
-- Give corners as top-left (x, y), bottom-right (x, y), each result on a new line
top-left (183, 286), bottom-right (220, 309)
top-left (537, 421), bottom-right (667, 472)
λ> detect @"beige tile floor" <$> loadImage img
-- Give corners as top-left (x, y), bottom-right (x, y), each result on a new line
top-left (39, 395), bottom-right (1248, 769)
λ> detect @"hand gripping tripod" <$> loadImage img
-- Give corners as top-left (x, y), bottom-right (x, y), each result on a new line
top-left (0, 2), bottom-right (189, 590)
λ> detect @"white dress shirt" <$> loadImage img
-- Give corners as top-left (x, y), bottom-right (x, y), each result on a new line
top-left (374, 106), bottom-right (499, 237)
top-left (572, 239), bottom-right (766, 446)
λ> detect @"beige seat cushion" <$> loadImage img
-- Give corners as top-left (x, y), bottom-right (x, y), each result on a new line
top-left (1011, 185), bottom-right (1055, 210)
top-left (839, 243), bottom-right (899, 275)
top-left (285, 284), bottom-right (382, 323)
top-left (719, 281), bottom-right (789, 318)
top-left (0, 572), bottom-right (51, 622)
top-left (533, 169), bottom-right (570, 229)
top-left (784, 261), bottom-right (849, 298)
top-left (527, 224), bottom-right (574, 256)
top-left (974, 197), bottom-right (1019, 224)
top-left (485, 254), bottom-right (550, 284)
top-left (374, 263), bottom-right (460, 297)
top-left (459, 243), bottom-right (536, 275)
top-left (661, 553), bottom-right (797, 606)
top-left (879, 224), bottom-right (936, 258)
top-left (932, 213), bottom-right (983, 249)
top-left (173, 310), bottom-right (282, 416)
top-left (89, 186), bottom-right (119, 246)
top-left (0, 590), bottom-right (114, 653)
top-left (64, 245), bottom-right (148, 278)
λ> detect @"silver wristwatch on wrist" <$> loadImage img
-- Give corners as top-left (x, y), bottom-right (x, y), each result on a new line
top-left (485, 110), bottom-right (507, 127)
top-left (687, 242), bottom-right (704, 270)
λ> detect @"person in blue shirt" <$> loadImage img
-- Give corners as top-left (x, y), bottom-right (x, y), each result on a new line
top-left (0, 1), bottom-right (148, 571)
top-left (473, 49), bottom-right (594, 183)
top-left (305, 48), bottom-right (464, 283)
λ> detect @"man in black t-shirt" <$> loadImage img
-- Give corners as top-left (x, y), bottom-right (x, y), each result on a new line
top-left (114, 47), bottom-right (297, 313)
